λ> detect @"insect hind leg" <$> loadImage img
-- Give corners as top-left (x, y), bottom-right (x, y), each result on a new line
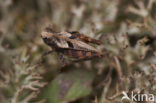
top-left (72, 52), bottom-right (103, 62)
top-left (72, 57), bottom-right (92, 62)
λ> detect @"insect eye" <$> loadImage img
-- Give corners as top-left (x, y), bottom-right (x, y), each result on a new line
top-left (67, 41), bottom-right (74, 48)
top-left (42, 37), bottom-right (48, 43)
top-left (43, 37), bottom-right (47, 41)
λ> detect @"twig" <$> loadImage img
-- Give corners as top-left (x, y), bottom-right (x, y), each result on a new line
top-left (114, 56), bottom-right (122, 81)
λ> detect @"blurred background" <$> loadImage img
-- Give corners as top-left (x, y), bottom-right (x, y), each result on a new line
top-left (0, 0), bottom-right (156, 103)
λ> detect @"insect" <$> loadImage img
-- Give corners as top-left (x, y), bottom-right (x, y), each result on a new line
top-left (41, 27), bottom-right (103, 65)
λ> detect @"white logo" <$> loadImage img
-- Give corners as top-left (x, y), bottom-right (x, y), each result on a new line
top-left (121, 91), bottom-right (130, 101)
top-left (121, 91), bottom-right (155, 102)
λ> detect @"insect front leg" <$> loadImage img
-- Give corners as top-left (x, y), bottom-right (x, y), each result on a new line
top-left (42, 50), bottom-right (53, 57)
top-left (58, 53), bottom-right (68, 66)
top-left (72, 58), bottom-right (90, 62)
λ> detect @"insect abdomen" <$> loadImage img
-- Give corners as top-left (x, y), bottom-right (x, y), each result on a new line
top-left (62, 49), bottom-right (102, 59)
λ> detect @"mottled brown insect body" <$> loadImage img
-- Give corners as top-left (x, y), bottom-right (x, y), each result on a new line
top-left (41, 27), bottom-right (103, 64)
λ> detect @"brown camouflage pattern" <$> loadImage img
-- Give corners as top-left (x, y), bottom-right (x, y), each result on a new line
top-left (41, 28), bottom-right (103, 63)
